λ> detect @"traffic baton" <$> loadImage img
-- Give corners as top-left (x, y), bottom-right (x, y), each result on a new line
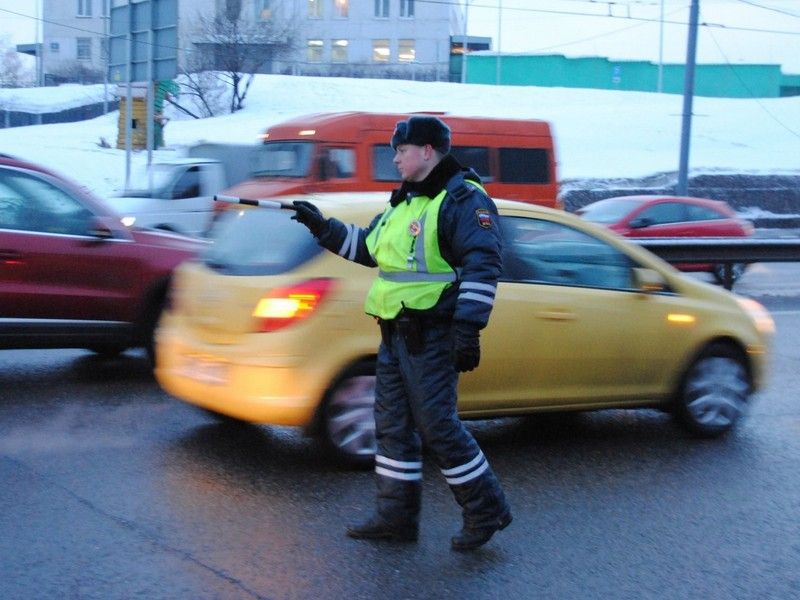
top-left (214, 195), bottom-right (296, 210)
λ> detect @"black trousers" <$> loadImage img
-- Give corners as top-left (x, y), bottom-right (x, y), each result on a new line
top-left (372, 318), bottom-right (510, 529)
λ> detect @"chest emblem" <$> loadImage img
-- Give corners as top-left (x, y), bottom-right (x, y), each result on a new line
top-left (408, 219), bottom-right (422, 236)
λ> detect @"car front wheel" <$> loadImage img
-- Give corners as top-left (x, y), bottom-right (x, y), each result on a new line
top-left (321, 364), bottom-right (376, 468)
top-left (674, 343), bottom-right (750, 437)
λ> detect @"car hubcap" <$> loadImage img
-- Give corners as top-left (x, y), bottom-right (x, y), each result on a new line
top-left (684, 356), bottom-right (748, 428)
top-left (326, 375), bottom-right (377, 458)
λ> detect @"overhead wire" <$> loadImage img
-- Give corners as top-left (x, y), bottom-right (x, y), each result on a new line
top-left (704, 27), bottom-right (800, 138)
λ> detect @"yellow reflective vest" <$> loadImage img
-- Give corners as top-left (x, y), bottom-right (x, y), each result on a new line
top-left (364, 181), bottom-right (483, 319)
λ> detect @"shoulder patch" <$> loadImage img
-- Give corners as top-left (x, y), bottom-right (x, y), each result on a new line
top-left (475, 208), bottom-right (493, 228)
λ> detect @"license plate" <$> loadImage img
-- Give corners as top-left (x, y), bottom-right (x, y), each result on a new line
top-left (177, 354), bottom-right (229, 385)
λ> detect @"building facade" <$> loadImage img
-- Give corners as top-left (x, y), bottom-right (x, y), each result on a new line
top-left (180, 0), bottom-right (464, 81)
top-left (41, 0), bottom-right (111, 84)
top-left (35, 1), bottom-right (467, 85)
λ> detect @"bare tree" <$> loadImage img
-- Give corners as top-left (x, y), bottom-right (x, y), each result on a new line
top-left (186, 0), bottom-right (298, 115)
top-left (0, 37), bottom-right (34, 88)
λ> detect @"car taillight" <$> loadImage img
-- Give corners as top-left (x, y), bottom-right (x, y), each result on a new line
top-left (251, 278), bottom-right (335, 332)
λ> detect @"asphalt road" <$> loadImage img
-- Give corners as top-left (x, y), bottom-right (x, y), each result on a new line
top-left (1, 266), bottom-right (799, 600)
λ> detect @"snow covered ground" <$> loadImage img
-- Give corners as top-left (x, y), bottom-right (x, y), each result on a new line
top-left (0, 74), bottom-right (797, 203)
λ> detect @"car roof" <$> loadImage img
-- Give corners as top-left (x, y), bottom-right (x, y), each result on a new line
top-left (271, 192), bottom-right (576, 227)
top-left (151, 158), bottom-right (221, 166)
top-left (602, 194), bottom-right (729, 207)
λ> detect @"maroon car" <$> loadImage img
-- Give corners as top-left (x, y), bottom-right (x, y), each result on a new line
top-left (0, 155), bottom-right (205, 363)
top-left (577, 195), bottom-right (754, 284)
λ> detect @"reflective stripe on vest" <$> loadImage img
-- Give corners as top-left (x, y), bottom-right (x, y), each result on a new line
top-left (364, 188), bottom-right (454, 319)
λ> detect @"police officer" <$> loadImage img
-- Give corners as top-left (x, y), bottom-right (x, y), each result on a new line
top-left (292, 115), bottom-right (511, 551)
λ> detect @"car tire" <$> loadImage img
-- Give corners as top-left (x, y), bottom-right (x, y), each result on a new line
top-left (87, 344), bottom-right (128, 358)
top-left (142, 288), bottom-right (168, 368)
top-left (673, 343), bottom-right (750, 437)
top-left (712, 263), bottom-right (748, 286)
top-left (320, 362), bottom-right (377, 468)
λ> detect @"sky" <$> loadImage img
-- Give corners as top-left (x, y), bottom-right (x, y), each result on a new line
top-left (0, 0), bottom-right (799, 72)
top-left (0, 73), bottom-right (796, 205)
top-left (467, 0), bottom-right (800, 73)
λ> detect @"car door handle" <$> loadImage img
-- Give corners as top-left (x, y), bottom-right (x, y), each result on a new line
top-left (535, 309), bottom-right (577, 321)
top-left (0, 249), bottom-right (23, 261)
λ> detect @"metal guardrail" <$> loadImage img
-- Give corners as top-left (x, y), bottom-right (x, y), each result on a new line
top-left (632, 237), bottom-right (800, 289)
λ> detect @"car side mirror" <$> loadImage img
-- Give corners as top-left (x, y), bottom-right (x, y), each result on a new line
top-left (86, 216), bottom-right (115, 240)
top-left (629, 217), bottom-right (652, 229)
top-left (632, 267), bottom-right (666, 293)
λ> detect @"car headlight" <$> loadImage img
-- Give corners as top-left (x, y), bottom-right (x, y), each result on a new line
top-left (736, 297), bottom-right (776, 336)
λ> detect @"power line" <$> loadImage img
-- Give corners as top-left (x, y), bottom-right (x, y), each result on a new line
top-left (415, 0), bottom-right (800, 36)
top-left (705, 27), bottom-right (800, 139)
top-left (734, 0), bottom-right (800, 19)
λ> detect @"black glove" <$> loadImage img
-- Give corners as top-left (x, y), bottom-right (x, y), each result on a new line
top-left (291, 200), bottom-right (328, 237)
top-left (452, 322), bottom-right (481, 372)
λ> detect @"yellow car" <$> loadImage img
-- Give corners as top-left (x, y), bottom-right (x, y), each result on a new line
top-left (155, 193), bottom-right (774, 466)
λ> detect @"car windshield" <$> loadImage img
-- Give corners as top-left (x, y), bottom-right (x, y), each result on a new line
top-left (125, 164), bottom-right (180, 196)
top-left (252, 141), bottom-right (314, 177)
top-left (579, 198), bottom-right (643, 224)
top-left (202, 207), bottom-right (322, 275)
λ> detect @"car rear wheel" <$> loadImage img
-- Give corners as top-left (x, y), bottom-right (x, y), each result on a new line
top-left (673, 343), bottom-right (750, 437)
top-left (87, 344), bottom-right (128, 358)
top-left (321, 364), bottom-right (376, 468)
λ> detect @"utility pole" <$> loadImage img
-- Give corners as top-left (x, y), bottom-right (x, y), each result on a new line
top-left (657, 0), bottom-right (665, 92)
top-left (461, 0), bottom-right (470, 84)
top-left (676, 0), bottom-right (699, 196)
top-left (495, 0), bottom-right (502, 85)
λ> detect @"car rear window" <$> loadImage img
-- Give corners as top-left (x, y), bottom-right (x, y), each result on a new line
top-left (202, 208), bottom-right (322, 275)
top-left (578, 198), bottom-right (642, 224)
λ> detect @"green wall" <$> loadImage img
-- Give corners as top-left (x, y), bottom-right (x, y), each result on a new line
top-left (463, 54), bottom-right (794, 98)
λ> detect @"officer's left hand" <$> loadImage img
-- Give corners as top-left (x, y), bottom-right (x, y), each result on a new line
top-left (452, 322), bottom-right (480, 372)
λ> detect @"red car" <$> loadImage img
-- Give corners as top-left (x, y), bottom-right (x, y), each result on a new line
top-left (576, 195), bottom-right (754, 283)
top-left (0, 155), bottom-right (205, 363)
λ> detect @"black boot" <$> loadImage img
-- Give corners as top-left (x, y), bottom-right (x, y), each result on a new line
top-left (451, 510), bottom-right (512, 551)
top-left (346, 514), bottom-right (418, 542)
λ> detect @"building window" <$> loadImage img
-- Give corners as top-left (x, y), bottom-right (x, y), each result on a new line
top-left (307, 39), bottom-right (323, 63)
top-left (101, 0), bottom-right (109, 17)
top-left (257, 0), bottom-right (273, 20)
top-left (307, 0), bottom-right (323, 18)
top-left (77, 37), bottom-right (92, 60)
top-left (400, 0), bottom-right (414, 18)
top-left (334, 0), bottom-right (349, 18)
top-left (331, 39), bottom-right (348, 63)
top-left (398, 39), bottom-right (415, 63)
top-left (374, 0), bottom-right (389, 18)
top-left (50, 42), bottom-right (60, 53)
top-left (372, 39), bottom-right (390, 63)
top-left (77, 0), bottom-right (92, 17)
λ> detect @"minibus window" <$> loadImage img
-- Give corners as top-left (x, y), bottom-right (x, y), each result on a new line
top-left (322, 147), bottom-right (356, 179)
top-left (499, 148), bottom-right (550, 184)
top-left (372, 145), bottom-right (402, 181)
top-left (450, 146), bottom-right (491, 181)
top-left (253, 142), bottom-right (314, 177)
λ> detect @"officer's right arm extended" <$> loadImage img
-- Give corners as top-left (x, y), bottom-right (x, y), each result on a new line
top-left (292, 199), bottom-right (379, 268)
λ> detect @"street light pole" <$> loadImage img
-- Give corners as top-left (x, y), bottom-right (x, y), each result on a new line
top-left (676, 0), bottom-right (700, 195)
